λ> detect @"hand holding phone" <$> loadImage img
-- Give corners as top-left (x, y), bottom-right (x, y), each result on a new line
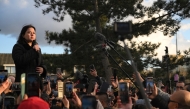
top-left (119, 82), bottom-right (129, 104)
top-left (64, 82), bottom-right (73, 98)
top-left (146, 77), bottom-right (154, 94)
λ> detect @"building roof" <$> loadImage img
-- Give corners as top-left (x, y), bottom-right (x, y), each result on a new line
top-left (0, 53), bottom-right (14, 65)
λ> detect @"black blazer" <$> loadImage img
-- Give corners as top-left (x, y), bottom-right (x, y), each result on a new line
top-left (12, 41), bottom-right (47, 82)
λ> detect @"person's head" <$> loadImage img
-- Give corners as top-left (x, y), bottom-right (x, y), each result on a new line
top-left (168, 90), bottom-right (190, 109)
top-left (184, 83), bottom-right (190, 92)
top-left (132, 104), bottom-right (147, 109)
top-left (17, 24), bottom-right (36, 45)
top-left (96, 92), bottom-right (109, 107)
top-left (56, 99), bottom-right (63, 107)
top-left (17, 96), bottom-right (49, 109)
top-left (176, 81), bottom-right (185, 91)
top-left (160, 85), bottom-right (166, 92)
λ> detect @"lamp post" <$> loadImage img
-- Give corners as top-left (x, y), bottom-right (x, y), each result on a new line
top-left (165, 46), bottom-right (171, 94)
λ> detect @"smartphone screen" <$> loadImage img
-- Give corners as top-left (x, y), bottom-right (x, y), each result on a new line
top-left (146, 77), bottom-right (154, 94)
top-left (58, 81), bottom-right (64, 98)
top-left (119, 82), bottom-right (129, 104)
top-left (26, 73), bottom-right (40, 97)
top-left (0, 70), bottom-right (8, 83)
top-left (53, 91), bottom-right (58, 97)
top-left (3, 97), bottom-right (15, 109)
top-left (21, 73), bottom-right (26, 99)
top-left (82, 95), bottom-right (97, 109)
top-left (65, 82), bottom-right (73, 98)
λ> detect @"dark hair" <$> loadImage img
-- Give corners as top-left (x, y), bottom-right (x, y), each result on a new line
top-left (132, 104), bottom-right (148, 109)
top-left (96, 92), bottom-right (109, 103)
top-left (17, 24), bottom-right (36, 44)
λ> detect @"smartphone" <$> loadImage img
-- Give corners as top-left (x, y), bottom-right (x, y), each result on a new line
top-left (50, 75), bottom-right (57, 83)
top-left (11, 82), bottom-right (21, 91)
top-left (99, 82), bottom-right (110, 93)
top-left (26, 73), bottom-right (40, 97)
top-left (64, 82), bottom-right (73, 98)
top-left (146, 77), bottom-right (154, 94)
top-left (58, 81), bottom-right (64, 98)
top-left (119, 82), bottom-right (129, 104)
top-left (56, 68), bottom-right (62, 74)
top-left (53, 91), bottom-right (58, 97)
top-left (43, 76), bottom-right (50, 85)
top-left (21, 73), bottom-right (26, 99)
top-left (0, 70), bottom-right (8, 83)
top-left (3, 96), bottom-right (15, 109)
top-left (82, 95), bottom-right (97, 109)
top-left (89, 64), bottom-right (95, 70)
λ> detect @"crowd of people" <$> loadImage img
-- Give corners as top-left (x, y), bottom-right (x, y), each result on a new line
top-left (1, 69), bottom-right (190, 109)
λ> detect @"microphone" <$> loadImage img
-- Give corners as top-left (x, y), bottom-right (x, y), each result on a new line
top-left (94, 32), bottom-right (106, 42)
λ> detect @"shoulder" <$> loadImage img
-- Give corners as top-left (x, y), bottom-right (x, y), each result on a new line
top-left (13, 43), bottom-right (25, 50)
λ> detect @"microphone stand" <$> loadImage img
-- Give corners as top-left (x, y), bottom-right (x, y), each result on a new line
top-left (120, 37), bottom-right (152, 109)
top-left (103, 48), bottom-right (139, 90)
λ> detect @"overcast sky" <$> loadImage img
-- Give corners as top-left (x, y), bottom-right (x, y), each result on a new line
top-left (0, 0), bottom-right (190, 60)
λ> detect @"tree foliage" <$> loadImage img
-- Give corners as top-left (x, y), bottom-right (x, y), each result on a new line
top-left (34, 0), bottom-right (190, 78)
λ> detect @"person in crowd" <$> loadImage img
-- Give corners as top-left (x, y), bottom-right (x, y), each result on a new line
top-left (184, 83), bottom-right (190, 92)
top-left (148, 84), bottom-right (168, 109)
top-left (160, 85), bottom-right (166, 92)
top-left (12, 24), bottom-right (47, 83)
top-left (89, 65), bottom-right (103, 88)
top-left (17, 96), bottom-right (50, 109)
top-left (96, 92), bottom-right (112, 109)
top-left (168, 90), bottom-right (190, 109)
top-left (176, 81), bottom-right (185, 91)
top-left (42, 79), bottom-right (51, 95)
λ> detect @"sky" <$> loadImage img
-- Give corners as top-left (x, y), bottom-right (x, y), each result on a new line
top-left (0, 0), bottom-right (190, 61)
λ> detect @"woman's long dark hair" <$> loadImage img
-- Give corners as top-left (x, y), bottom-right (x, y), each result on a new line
top-left (17, 24), bottom-right (37, 44)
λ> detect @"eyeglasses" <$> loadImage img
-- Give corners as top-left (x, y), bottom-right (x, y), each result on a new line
top-left (176, 86), bottom-right (184, 89)
top-left (168, 99), bottom-right (179, 104)
top-left (168, 99), bottom-right (184, 107)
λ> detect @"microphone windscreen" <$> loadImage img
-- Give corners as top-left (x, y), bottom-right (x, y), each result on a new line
top-left (94, 32), bottom-right (106, 41)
